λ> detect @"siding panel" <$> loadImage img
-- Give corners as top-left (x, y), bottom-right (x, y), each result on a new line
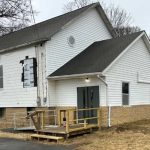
top-left (105, 38), bottom-right (150, 106)
top-left (46, 8), bottom-right (112, 76)
top-left (0, 47), bottom-right (37, 107)
top-left (49, 77), bottom-right (106, 107)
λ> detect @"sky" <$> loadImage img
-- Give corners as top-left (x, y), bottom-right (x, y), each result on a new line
top-left (32, 0), bottom-right (150, 34)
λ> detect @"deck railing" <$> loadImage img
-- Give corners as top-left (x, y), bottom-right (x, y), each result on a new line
top-left (25, 108), bottom-right (101, 133)
top-left (57, 108), bottom-right (101, 133)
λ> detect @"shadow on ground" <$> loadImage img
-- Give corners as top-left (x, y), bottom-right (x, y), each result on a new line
top-left (0, 138), bottom-right (72, 150)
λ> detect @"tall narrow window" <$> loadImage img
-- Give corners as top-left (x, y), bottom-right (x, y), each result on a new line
top-left (0, 65), bottom-right (3, 88)
top-left (122, 82), bottom-right (129, 105)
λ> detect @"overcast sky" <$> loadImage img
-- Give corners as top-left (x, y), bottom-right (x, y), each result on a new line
top-left (32, 0), bottom-right (150, 34)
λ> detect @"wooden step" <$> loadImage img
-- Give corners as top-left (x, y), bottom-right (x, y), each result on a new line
top-left (31, 134), bottom-right (64, 143)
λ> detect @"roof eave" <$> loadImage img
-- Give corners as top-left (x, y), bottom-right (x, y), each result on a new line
top-left (95, 3), bottom-right (116, 37)
top-left (53, 3), bottom-right (100, 37)
top-left (47, 72), bottom-right (104, 80)
top-left (0, 38), bottom-right (48, 54)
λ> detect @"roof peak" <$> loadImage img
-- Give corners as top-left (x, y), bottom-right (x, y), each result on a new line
top-left (0, 3), bottom-right (98, 38)
top-left (0, 2), bottom-right (114, 52)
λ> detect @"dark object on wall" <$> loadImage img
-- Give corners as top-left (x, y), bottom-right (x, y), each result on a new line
top-left (20, 57), bottom-right (37, 88)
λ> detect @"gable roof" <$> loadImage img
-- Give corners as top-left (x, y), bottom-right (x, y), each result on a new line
top-left (50, 31), bottom-right (143, 77)
top-left (0, 3), bottom-right (114, 53)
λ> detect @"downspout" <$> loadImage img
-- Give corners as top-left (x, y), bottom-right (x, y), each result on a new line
top-left (97, 75), bottom-right (111, 127)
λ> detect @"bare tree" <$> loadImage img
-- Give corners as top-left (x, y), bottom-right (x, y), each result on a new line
top-left (63, 0), bottom-right (141, 37)
top-left (63, 0), bottom-right (93, 12)
top-left (0, 0), bottom-right (33, 36)
top-left (103, 4), bottom-right (141, 37)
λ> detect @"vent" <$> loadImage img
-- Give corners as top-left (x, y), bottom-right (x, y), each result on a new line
top-left (68, 36), bottom-right (75, 47)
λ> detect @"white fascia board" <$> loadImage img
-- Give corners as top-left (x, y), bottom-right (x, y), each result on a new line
top-left (142, 32), bottom-right (150, 53)
top-left (102, 32), bottom-right (145, 74)
top-left (47, 72), bottom-right (104, 80)
top-left (60, 3), bottom-right (99, 31)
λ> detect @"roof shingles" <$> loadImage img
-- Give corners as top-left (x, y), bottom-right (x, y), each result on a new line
top-left (0, 3), bottom-right (114, 52)
top-left (50, 31), bottom-right (143, 77)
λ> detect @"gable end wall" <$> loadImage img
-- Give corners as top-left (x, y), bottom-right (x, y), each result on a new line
top-left (105, 37), bottom-right (150, 106)
top-left (46, 8), bottom-right (112, 76)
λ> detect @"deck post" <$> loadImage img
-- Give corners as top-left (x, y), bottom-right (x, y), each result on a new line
top-left (97, 108), bottom-right (101, 129)
top-left (66, 110), bottom-right (69, 133)
top-left (41, 111), bottom-right (45, 129)
top-left (58, 110), bottom-right (61, 127)
top-left (84, 119), bottom-right (87, 128)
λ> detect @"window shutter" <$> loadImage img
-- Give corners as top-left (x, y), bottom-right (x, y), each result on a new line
top-left (0, 66), bottom-right (3, 88)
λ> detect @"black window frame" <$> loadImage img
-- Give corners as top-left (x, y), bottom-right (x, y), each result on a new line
top-left (122, 82), bottom-right (129, 106)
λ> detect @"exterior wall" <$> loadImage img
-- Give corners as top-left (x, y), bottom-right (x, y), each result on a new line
top-left (105, 37), bottom-right (150, 106)
top-left (0, 47), bottom-right (37, 107)
top-left (0, 107), bottom-right (27, 128)
top-left (0, 44), bottom-right (47, 107)
top-left (100, 105), bottom-right (150, 127)
top-left (0, 107), bottom-right (50, 128)
top-left (46, 8), bottom-right (112, 76)
top-left (48, 77), bottom-right (106, 107)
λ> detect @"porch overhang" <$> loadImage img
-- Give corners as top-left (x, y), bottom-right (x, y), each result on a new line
top-left (47, 72), bottom-right (104, 80)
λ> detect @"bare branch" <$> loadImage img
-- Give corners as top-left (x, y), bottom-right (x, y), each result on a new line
top-left (63, 0), bottom-right (141, 37)
top-left (63, 0), bottom-right (93, 12)
top-left (0, 0), bottom-right (34, 36)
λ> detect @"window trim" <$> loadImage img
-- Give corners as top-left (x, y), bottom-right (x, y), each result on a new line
top-left (122, 81), bottom-right (130, 106)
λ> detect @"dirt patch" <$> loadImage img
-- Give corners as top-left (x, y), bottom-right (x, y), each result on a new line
top-left (1, 119), bottom-right (150, 149)
top-left (67, 119), bottom-right (150, 150)
top-left (0, 130), bottom-right (31, 140)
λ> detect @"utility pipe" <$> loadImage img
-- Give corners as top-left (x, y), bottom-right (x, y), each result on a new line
top-left (97, 75), bottom-right (111, 127)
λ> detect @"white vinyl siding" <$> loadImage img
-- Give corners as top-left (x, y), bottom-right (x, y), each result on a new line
top-left (0, 47), bottom-right (37, 107)
top-left (105, 37), bottom-right (150, 106)
top-left (46, 8), bottom-right (112, 76)
top-left (48, 77), bottom-right (106, 107)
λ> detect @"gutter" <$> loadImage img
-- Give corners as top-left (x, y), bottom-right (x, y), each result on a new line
top-left (97, 75), bottom-right (111, 127)
top-left (47, 72), bottom-right (103, 80)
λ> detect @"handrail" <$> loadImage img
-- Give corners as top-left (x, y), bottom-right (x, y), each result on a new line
top-left (57, 107), bottom-right (101, 134)
top-left (70, 116), bottom-right (99, 122)
top-left (24, 108), bottom-right (101, 133)
top-left (65, 107), bottom-right (99, 111)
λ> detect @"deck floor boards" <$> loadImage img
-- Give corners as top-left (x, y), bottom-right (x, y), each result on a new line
top-left (36, 124), bottom-right (98, 135)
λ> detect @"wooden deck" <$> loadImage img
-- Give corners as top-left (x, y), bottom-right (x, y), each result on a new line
top-left (36, 124), bottom-right (98, 135)
top-left (26, 108), bottom-right (101, 140)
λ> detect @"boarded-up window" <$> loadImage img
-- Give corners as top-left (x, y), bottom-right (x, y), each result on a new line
top-left (0, 66), bottom-right (3, 88)
top-left (122, 82), bottom-right (129, 105)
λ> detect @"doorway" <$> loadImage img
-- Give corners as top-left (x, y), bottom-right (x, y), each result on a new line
top-left (77, 86), bottom-right (99, 123)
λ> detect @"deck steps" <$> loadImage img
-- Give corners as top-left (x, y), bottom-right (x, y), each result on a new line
top-left (31, 134), bottom-right (64, 143)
